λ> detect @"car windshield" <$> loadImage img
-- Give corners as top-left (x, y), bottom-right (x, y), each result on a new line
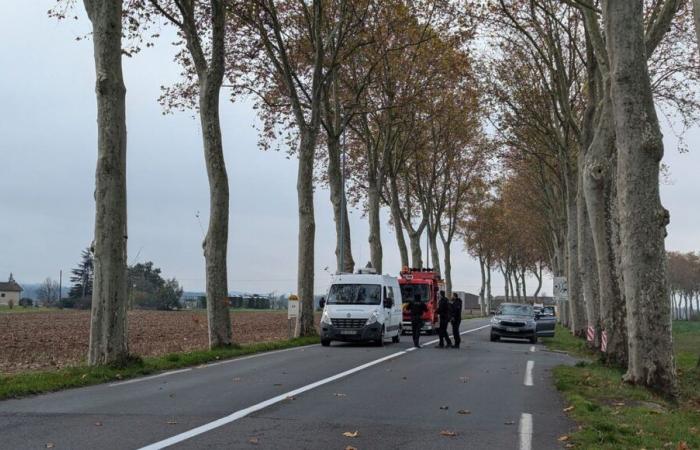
top-left (498, 304), bottom-right (533, 316)
top-left (400, 284), bottom-right (429, 303)
top-left (542, 306), bottom-right (555, 316)
top-left (327, 284), bottom-right (381, 305)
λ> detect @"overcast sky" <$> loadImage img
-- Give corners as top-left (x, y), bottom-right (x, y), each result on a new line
top-left (1, 2), bottom-right (698, 296)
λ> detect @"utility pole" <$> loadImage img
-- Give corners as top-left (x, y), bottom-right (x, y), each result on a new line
top-left (59, 269), bottom-right (62, 304)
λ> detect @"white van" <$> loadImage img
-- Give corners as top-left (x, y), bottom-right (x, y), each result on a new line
top-left (319, 271), bottom-right (403, 347)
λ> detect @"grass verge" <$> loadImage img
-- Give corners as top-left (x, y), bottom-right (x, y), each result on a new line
top-left (0, 336), bottom-right (319, 400)
top-left (542, 323), bottom-right (700, 449)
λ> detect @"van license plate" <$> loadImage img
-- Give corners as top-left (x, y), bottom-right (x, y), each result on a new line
top-left (506, 327), bottom-right (519, 333)
top-left (340, 330), bottom-right (357, 335)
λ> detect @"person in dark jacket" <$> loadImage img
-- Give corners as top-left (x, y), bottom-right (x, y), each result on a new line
top-left (450, 292), bottom-right (463, 348)
top-left (409, 294), bottom-right (427, 348)
top-left (437, 290), bottom-right (453, 348)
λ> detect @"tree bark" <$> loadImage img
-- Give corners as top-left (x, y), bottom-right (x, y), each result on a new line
top-left (566, 166), bottom-right (586, 337)
top-left (486, 258), bottom-right (492, 313)
top-left (533, 264), bottom-right (542, 299)
top-left (389, 176), bottom-right (409, 268)
top-left (200, 74), bottom-right (232, 348)
top-left (367, 176), bottom-right (383, 273)
top-left (578, 167), bottom-right (600, 347)
top-left (296, 126), bottom-right (318, 337)
top-left (478, 254), bottom-right (486, 315)
top-left (327, 137), bottom-right (354, 273)
top-left (442, 239), bottom-right (453, 297)
top-left (84, 0), bottom-right (129, 365)
top-left (428, 223), bottom-right (441, 276)
top-left (604, 0), bottom-right (677, 396)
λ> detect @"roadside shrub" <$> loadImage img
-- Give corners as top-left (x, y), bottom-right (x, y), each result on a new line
top-left (18, 298), bottom-right (33, 307)
top-left (7, 299), bottom-right (14, 309)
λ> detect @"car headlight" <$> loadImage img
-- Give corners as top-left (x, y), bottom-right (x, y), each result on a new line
top-left (366, 310), bottom-right (380, 325)
top-left (490, 317), bottom-right (500, 325)
top-left (321, 310), bottom-right (332, 325)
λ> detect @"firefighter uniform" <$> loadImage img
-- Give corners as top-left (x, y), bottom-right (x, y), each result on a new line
top-left (409, 295), bottom-right (427, 348)
top-left (437, 291), bottom-right (453, 348)
top-left (451, 293), bottom-right (463, 348)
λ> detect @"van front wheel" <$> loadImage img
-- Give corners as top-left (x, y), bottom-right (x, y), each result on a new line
top-left (392, 328), bottom-right (401, 343)
top-left (375, 326), bottom-right (385, 347)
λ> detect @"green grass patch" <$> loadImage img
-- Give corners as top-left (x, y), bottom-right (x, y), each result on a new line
top-left (0, 336), bottom-right (319, 400)
top-left (545, 322), bottom-right (700, 449)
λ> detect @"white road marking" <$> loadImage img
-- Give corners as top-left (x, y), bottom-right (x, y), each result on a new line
top-left (109, 368), bottom-right (192, 387)
top-left (109, 345), bottom-right (317, 387)
top-left (524, 360), bottom-right (534, 386)
top-left (137, 323), bottom-right (491, 450)
top-left (519, 413), bottom-right (533, 450)
top-left (529, 345), bottom-right (536, 352)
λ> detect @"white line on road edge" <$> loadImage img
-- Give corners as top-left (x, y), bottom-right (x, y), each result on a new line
top-left (519, 413), bottom-right (533, 450)
top-left (137, 324), bottom-right (491, 450)
top-left (109, 368), bottom-right (192, 387)
top-left (529, 345), bottom-right (536, 352)
top-left (109, 345), bottom-right (317, 387)
top-left (524, 360), bottom-right (534, 386)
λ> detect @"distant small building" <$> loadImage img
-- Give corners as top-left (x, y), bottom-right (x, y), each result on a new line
top-left (0, 274), bottom-right (22, 306)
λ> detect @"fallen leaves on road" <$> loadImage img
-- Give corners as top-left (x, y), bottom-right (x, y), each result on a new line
top-left (439, 405), bottom-right (449, 410)
top-left (166, 420), bottom-right (178, 425)
top-left (343, 431), bottom-right (359, 438)
top-left (458, 376), bottom-right (469, 383)
top-left (440, 430), bottom-right (457, 437)
top-left (457, 409), bottom-right (471, 415)
top-left (563, 406), bottom-right (574, 412)
top-left (232, 377), bottom-right (241, 382)
top-left (94, 421), bottom-right (103, 427)
top-left (248, 437), bottom-right (259, 445)
top-left (334, 393), bottom-right (347, 398)
top-left (504, 421), bottom-right (515, 425)
top-left (45, 444), bottom-right (54, 449)
top-left (285, 395), bottom-right (296, 401)
top-left (558, 435), bottom-right (570, 442)
top-left (345, 446), bottom-right (357, 450)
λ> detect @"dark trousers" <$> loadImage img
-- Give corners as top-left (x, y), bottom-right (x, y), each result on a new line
top-left (451, 319), bottom-right (462, 347)
top-left (438, 318), bottom-right (452, 347)
top-left (411, 320), bottom-right (422, 347)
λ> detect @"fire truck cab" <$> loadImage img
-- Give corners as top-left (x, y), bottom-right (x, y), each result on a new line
top-left (398, 267), bottom-right (443, 335)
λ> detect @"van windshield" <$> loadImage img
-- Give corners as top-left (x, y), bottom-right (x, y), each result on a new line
top-left (327, 284), bottom-right (381, 305)
top-left (400, 284), bottom-right (430, 303)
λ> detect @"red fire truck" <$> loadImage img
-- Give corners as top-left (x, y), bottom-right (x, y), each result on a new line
top-left (398, 267), bottom-right (444, 335)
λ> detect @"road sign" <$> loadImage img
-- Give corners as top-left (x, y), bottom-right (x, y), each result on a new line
top-left (287, 295), bottom-right (299, 319)
top-left (553, 276), bottom-right (568, 302)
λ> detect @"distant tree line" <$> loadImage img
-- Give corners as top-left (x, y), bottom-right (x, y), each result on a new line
top-left (669, 251), bottom-right (700, 321)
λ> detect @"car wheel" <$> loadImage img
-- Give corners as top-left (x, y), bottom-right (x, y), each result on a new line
top-left (490, 333), bottom-right (499, 342)
top-left (392, 328), bottom-right (400, 343)
top-left (321, 339), bottom-right (331, 347)
top-left (375, 326), bottom-right (385, 346)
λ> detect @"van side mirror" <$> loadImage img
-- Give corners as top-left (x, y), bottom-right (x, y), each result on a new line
top-left (319, 297), bottom-right (326, 308)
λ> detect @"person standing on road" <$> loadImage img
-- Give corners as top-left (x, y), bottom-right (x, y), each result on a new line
top-left (437, 290), bottom-right (453, 348)
top-left (409, 293), bottom-right (427, 348)
top-left (450, 292), bottom-right (463, 348)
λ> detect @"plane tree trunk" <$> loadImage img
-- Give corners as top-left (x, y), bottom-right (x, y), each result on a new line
top-left (604, 0), bottom-right (678, 396)
top-left (84, 0), bottom-right (129, 365)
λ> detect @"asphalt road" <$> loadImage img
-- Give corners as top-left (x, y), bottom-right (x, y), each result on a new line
top-left (0, 318), bottom-right (576, 450)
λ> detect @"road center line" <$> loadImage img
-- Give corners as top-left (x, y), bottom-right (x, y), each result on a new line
top-left (137, 323), bottom-right (490, 450)
top-left (519, 413), bottom-right (533, 450)
top-left (524, 360), bottom-right (534, 386)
